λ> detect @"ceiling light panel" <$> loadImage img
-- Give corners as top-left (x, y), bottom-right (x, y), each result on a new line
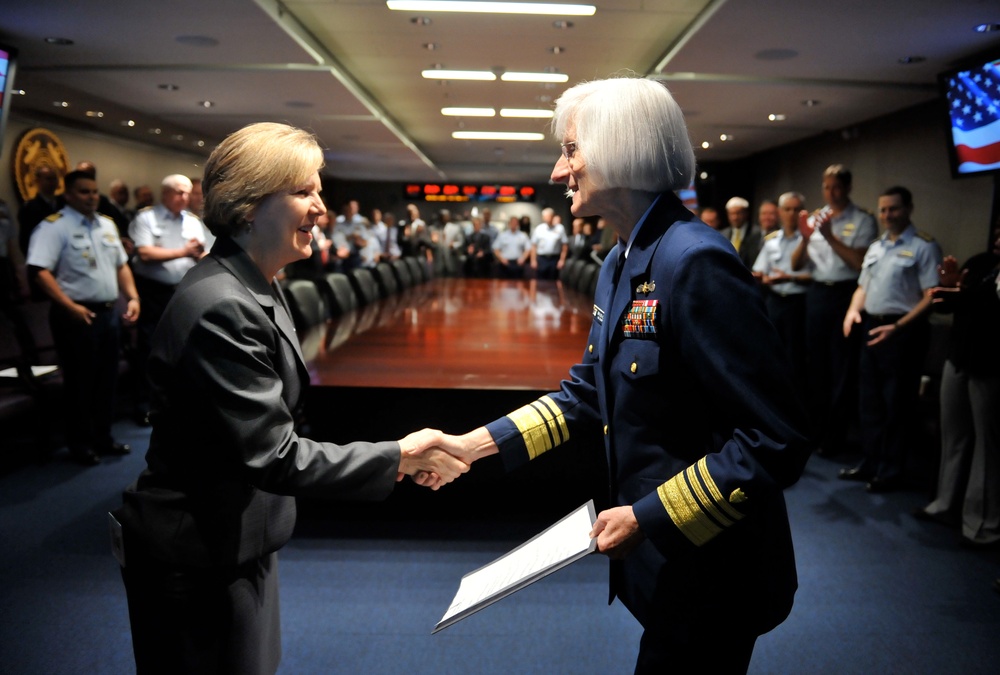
top-left (387, 2), bottom-right (596, 16)
top-left (442, 107), bottom-right (496, 116)
top-left (422, 69), bottom-right (497, 80)
top-left (453, 131), bottom-right (545, 140)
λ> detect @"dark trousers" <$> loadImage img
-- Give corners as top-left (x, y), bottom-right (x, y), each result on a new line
top-left (857, 315), bottom-right (930, 481)
top-left (121, 551), bottom-right (281, 675)
top-left (536, 254), bottom-right (560, 280)
top-left (634, 614), bottom-right (757, 674)
top-left (765, 290), bottom-right (807, 396)
top-left (498, 261), bottom-right (525, 279)
top-left (49, 301), bottom-right (120, 450)
top-left (805, 281), bottom-right (860, 450)
top-left (133, 276), bottom-right (177, 411)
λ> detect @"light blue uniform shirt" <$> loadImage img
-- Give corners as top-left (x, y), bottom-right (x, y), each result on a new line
top-left (753, 229), bottom-right (812, 295)
top-left (493, 229), bottom-right (531, 260)
top-left (129, 204), bottom-right (206, 285)
top-left (859, 224), bottom-right (942, 315)
top-left (26, 206), bottom-right (128, 303)
top-left (807, 202), bottom-right (877, 283)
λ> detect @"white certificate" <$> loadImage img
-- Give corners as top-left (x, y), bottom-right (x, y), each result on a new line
top-left (433, 500), bottom-right (598, 633)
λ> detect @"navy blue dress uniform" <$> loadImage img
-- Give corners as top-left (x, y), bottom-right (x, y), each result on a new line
top-left (484, 193), bottom-right (811, 663)
top-left (854, 224), bottom-right (942, 485)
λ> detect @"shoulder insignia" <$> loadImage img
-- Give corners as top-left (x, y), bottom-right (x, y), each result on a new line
top-left (764, 230), bottom-right (780, 241)
top-left (137, 206), bottom-right (153, 214)
top-left (916, 230), bottom-right (935, 242)
top-left (45, 212), bottom-right (61, 222)
top-left (729, 488), bottom-right (748, 504)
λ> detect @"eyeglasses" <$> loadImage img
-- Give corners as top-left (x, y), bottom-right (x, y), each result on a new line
top-left (560, 141), bottom-right (577, 159)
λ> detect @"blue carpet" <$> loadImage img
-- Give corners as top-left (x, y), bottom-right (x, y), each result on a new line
top-left (1, 422), bottom-right (998, 674)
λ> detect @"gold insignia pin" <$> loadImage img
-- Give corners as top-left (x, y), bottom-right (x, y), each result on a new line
top-left (729, 488), bottom-right (747, 504)
top-left (637, 281), bottom-right (656, 294)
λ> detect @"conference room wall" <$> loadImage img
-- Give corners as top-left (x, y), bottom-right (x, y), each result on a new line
top-left (0, 115), bottom-right (205, 211)
top-left (747, 99), bottom-right (994, 265)
top-left (322, 179), bottom-right (575, 229)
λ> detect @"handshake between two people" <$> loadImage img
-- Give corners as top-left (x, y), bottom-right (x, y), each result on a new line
top-left (392, 427), bottom-right (645, 559)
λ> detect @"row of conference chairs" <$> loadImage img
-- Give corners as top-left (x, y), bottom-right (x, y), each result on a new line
top-left (559, 258), bottom-right (601, 298)
top-left (280, 256), bottom-right (432, 333)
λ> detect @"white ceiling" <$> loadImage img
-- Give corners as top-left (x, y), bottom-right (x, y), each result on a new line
top-left (2, 0), bottom-right (998, 183)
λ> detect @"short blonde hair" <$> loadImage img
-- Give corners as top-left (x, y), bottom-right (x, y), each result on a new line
top-left (552, 76), bottom-right (695, 193)
top-left (202, 122), bottom-right (324, 237)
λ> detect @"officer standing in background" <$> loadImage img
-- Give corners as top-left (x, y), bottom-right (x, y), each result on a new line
top-left (838, 186), bottom-right (941, 492)
top-left (26, 170), bottom-right (140, 465)
top-left (792, 164), bottom-right (877, 456)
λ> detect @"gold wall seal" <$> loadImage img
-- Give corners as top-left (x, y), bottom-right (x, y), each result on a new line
top-left (12, 127), bottom-right (69, 203)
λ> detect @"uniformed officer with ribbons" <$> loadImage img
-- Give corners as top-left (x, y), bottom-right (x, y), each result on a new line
top-left (27, 170), bottom-right (140, 465)
top-left (438, 77), bottom-right (810, 674)
top-left (838, 185), bottom-right (941, 492)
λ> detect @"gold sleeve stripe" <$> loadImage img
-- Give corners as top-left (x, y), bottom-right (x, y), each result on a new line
top-left (507, 395), bottom-right (569, 461)
top-left (656, 458), bottom-right (744, 547)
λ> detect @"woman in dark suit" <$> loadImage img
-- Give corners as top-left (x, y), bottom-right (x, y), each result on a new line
top-left (113, 122), bottom-right (465, 674)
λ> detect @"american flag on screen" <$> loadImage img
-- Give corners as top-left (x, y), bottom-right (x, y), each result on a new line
top-left (947, 59), bottom-right (1000, 173)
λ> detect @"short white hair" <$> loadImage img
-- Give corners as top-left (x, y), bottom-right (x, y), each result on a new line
top-left (726, 196), bottom-right (749, 210)
top-left (778, 191), bottom-right (805, 208)
top-left (552, 76), bottom-right (695, 193)
top-left (161, 174), bottom-right (193, 192)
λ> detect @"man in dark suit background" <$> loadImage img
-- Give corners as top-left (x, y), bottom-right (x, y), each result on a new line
top-left (721, 196), bottom-right (763, 269)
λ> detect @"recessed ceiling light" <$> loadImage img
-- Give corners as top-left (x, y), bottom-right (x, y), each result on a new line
top-left (701, 141), bottom-right (711, 149)
top-left (719, 134), bottom-right (733, 141)
top-left (195, 140), bottom-right (206, 148)
top-left (442, 107), bottom-right (496, 116)
top-left (410, 16), bottom-right (432, 25)
top-left (768, 113), bottom-right (786, 121)
top-left (548, 46), bottom-right (566, 54)
top-left (52, 101), bottom-right (69, 108)
top-left (158, 84), bottom-right (179, 91)
top-left (12, 89), bottom-right (25, 95)
top-left (44, 37), bottom-right (74, 45)
top-left (149, 128), bottom-right (162, 135)
top-left (175, 35), bottom-right (219, 47)
top-left (172, 134), bottom-right (185, 141)
top-left (755, 48), bottom-right (798, 61)
top-left (500, 108), bottom-right (554, 118)
top-left (199, 100), bottom-right (215, 108)
top-left (452, 131), bottom-right (545, 141)
top-left (423, 42), bottom-right (440, 50)
top-left (85, 111), bottom-right (104, 118)
top-left (974, 23), bottom-right (1000, 33)
top-left (387, 2), bottom-right (595, 16)
top-left (802, 99), bottom-right (821, 107)
top-left (500, 71), bottom-right (568, 83)
top-left (422, 69), bottom-right (496, 80)
top-left (121, 120), bottom-right (136, 127)
top-left (552, 20), bottom-right (574, 29)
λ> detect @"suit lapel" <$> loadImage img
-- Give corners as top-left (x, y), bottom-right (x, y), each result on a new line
top-left (212, 237), bottom-right (308, 372)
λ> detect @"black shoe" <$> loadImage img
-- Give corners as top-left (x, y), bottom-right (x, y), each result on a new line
top-left (70, 447), bottom-right (100, 466)
top-left (838, 466), bottom-right (871, 482)
top-left (866, 475), bottom-right (901, 493)
top-left (97, 442), bottom-right (131, 456)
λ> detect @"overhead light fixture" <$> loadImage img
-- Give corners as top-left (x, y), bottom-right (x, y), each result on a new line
top-left (701, 141), bottom-right (711, 149)
top-left (199, 100), bottom-right (215, 108)
top-left (452, 131), bottom-right (545, 140)
top-left (52, 101), bottom-right (69, 108)
top-left (500, 108), bottom-right (554, 118)
top-left (768, 113), bottom-right (786, 121)
top-left (442, 107), bottom-right (496, 116)
top-left (149, 128), bottom-right (162, 135)
top-left (974, 23), bottom-right (1000, 33)
top-left (387, 2), bottom-right (595, 16)
top-left (121, 120), bottom-right (136, 127)
top-left (85, 111), bottom-right (104, 118)
top-left (802, 99), bottom-right (820, 107)
top-left (422, 69), bottom-right (496, 80)
top-left (719, 134), bottom-right (733, 141)
top-left (500, 71), bottom-right (568, 83)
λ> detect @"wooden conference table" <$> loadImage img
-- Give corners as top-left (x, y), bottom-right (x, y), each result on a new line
top-left (305, 277), bottom-right (595, 391)
top-left (299, 277), bottom-right (607, 518)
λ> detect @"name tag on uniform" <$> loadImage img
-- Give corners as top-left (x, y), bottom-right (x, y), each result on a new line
top-left (622, 299), bottom-right (659, 338)
top-left (593, 304), bottom-right (605, 324)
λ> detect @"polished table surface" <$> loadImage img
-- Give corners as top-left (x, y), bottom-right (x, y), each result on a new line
top-left (305, 278), bottom-right (595, 390)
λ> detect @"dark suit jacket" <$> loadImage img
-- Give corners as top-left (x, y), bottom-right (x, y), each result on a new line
top-left (116, 236), bottom-right (400, 567)
top-left (18, 194), bottom-right (62, 254)
top-left (721, 224), bottom-right (763, 269)
top-left (486, 192), bottom-right (809, 635)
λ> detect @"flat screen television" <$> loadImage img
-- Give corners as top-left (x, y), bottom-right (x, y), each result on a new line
top-left (940, 53), bottom-right (1000, 178)
top-left (0, 44), bottom-right (16, 148)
